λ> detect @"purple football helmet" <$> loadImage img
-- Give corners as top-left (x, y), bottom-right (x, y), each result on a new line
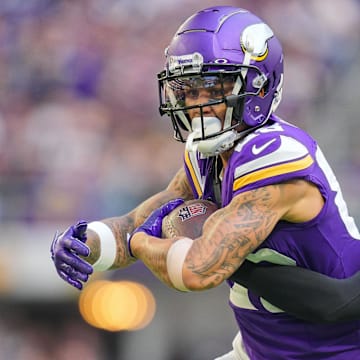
top-left (158, 6), bottom-right (284, 156)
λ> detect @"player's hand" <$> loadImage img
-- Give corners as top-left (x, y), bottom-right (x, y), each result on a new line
top-left (50, 220), bottom-right (93, 290)
top-left (128, 198), bottom-right (184, 256)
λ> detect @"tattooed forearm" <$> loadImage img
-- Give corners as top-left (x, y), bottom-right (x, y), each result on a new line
top-left (134, 168), bottom-right (193, 226)
top-left (84, 167), bottom-right (194, 270)
top-left (84, 215), bottom-right (136, 268)
top-left (184, 186), bottom-right (282, 289)
top-left (84, 232), bottom-right (101, 264)
top-left (166, 167), bottom-right (193, 201)
top-left (105, 216), bottom-right (136, 268)
top-left (131, 232), bottom-right (178, 287)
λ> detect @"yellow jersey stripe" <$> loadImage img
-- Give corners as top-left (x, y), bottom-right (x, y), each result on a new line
top-left (233, 154), bottom-right (314, 191)
top-left (185, 150), bottom-right (203, 197)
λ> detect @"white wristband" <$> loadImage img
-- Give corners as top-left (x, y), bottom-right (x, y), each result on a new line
top-left (87, 221), bottom-right (117, 271)
top-left (166, 237), bottom-right (193, 292)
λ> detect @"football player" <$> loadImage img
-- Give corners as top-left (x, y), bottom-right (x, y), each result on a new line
top-left (51, 6), bottom-right (360, 359)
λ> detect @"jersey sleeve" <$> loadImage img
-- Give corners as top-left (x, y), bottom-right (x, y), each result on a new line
top-left (231, 132), bottom-right (316, 195)
top-left (230, 261), bottom-right (360, 323)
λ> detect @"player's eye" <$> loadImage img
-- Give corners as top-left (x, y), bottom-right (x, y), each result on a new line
top-left (209, 88), bottom-right (223, 99)
top-left (185, 89), bottom-right (200, 99)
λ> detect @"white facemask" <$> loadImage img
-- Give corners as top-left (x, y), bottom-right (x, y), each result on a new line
top-left (186, 117), bottom-right (241, 157)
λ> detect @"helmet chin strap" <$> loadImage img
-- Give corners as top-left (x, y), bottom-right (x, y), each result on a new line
top-left (186, 116), bottom-right (242, 157)
top-left (197, 130), bottom-right (241, 157)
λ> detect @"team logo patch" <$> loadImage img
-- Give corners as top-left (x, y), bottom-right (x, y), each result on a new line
top-left (177, 203), bottom-right (208, 221)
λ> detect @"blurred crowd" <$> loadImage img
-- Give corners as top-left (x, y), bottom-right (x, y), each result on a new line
top-left (0, 0), bottom-right (360, 359)
top-left (1, 0), bottom-right (360, 225)
top-left (0, 307), bottom-right (101, 360)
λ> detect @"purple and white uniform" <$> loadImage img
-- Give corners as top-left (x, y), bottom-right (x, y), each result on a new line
top-left (184, 115), bottom-right (360, 359)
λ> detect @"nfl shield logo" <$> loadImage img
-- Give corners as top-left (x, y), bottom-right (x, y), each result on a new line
top-left (177, 202), bottom-right (207, 221)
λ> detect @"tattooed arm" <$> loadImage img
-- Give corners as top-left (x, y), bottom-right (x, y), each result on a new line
top-left (85, 167), bottom-right (193, 269)
top-left (131, 179), bottom-right (323, 290)
top-left (50, 167), bottom-right (195, 289)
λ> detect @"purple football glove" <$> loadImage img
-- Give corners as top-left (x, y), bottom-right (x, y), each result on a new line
top-left (128, 198), bottom-right (184, 256)
top-left (51, 220), bottom-right (93, 290)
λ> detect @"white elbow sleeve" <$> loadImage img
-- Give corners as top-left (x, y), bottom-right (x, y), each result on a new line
top-left (166, 237), bottom-right (193, 292)
top-left (87, 221), bottom-right (117, 271)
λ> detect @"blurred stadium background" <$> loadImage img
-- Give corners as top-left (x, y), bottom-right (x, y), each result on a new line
top-left (0, 0), bottom-right (359, 359)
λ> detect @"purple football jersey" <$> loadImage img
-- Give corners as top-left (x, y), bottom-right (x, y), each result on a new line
top-left (184, 115), bottom-right (360, 359)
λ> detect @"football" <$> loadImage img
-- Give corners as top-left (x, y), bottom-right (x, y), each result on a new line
top-left (161, 199), bottom-right (218, 239)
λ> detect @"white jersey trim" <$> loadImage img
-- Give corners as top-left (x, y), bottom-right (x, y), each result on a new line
top-left (234, 135), bottom-right (309, 179)
top-left (315, 146), bottom-right (360, 239)
top-left (229, 283), bottom-right (284, 313)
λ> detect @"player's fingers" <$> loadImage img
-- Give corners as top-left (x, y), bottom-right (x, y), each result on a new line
top-left (60, 234), bottom-right (90, 257)
top-left (73, 220), bottom-right (87, 242)
top-left (60, 223), bottom-right (88, 252)
top-left (62, 224), bottom-right (77, 240)
top-left (160, 198), bottom-right (184, 216)
top-left (55, 249), bottom-right (93, 275)
top-left (69, 238), bottom-right (90, 257)
top-left (72, 271), bottom-right (89, 283)
top-left (58, 269), bottom-right (83, 290)
top-left (59, 263), bottom-right (89, 283)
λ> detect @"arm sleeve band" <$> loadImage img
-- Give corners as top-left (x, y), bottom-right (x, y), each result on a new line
top-left (87, 221), bottom-right (117, 271)
top-left (166, 238), bottom-right (193, 292)
top-left (230, 260), bottom-right (360, 323)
